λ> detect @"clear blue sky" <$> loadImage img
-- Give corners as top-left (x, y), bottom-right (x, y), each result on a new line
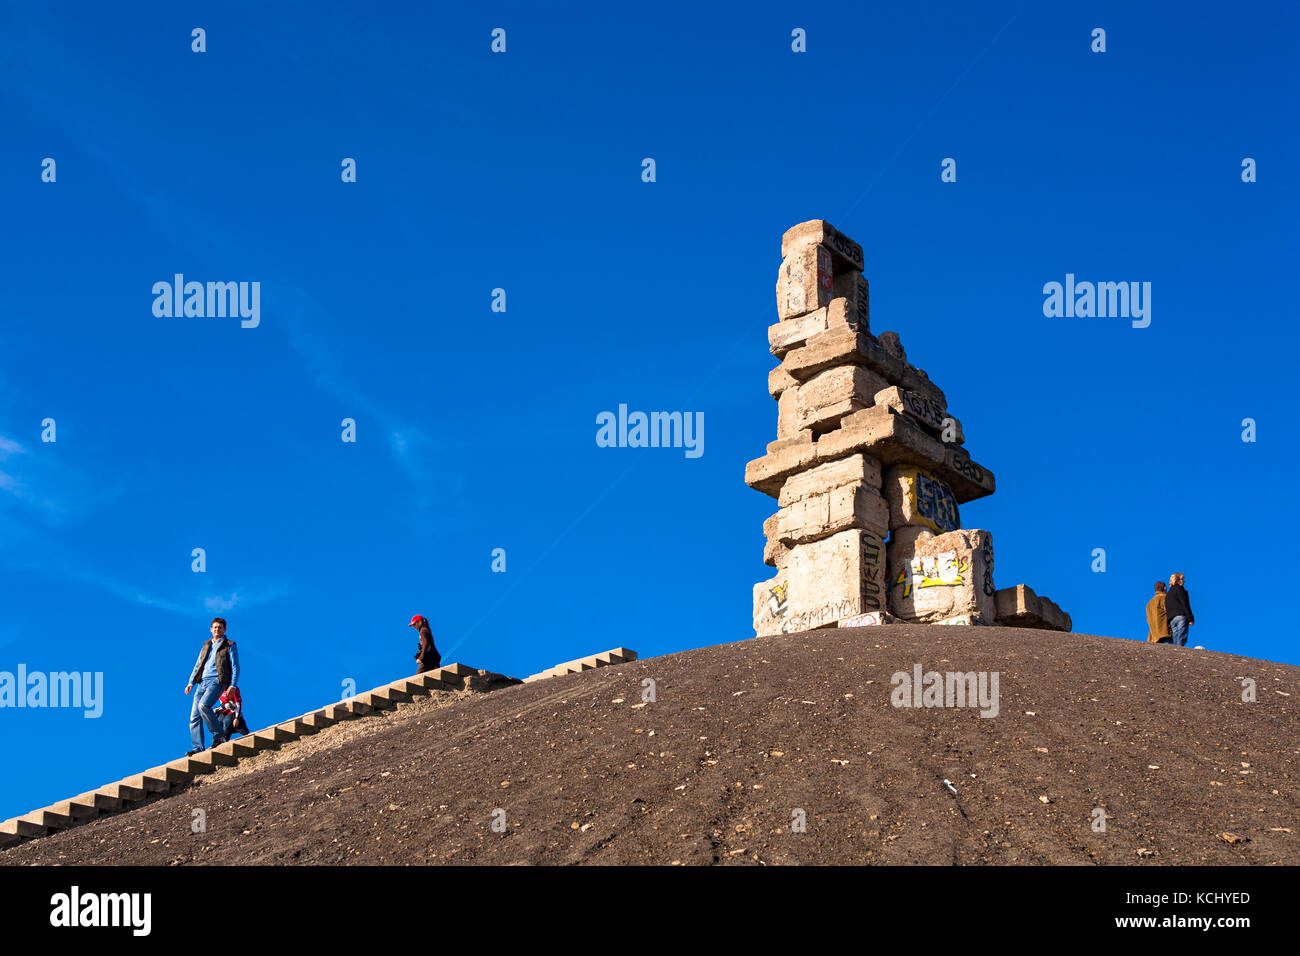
top-left (1, 1), bottom-right (1296, 820)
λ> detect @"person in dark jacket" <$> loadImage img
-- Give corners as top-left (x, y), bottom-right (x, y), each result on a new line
top-left (184, 617), bottom-right (240, 754)
top-left (409, 614), bottom-right (441, 672)
top-left (1165, 573), bottom-right (1194, 647)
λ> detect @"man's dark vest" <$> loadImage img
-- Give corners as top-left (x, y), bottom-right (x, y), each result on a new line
top-left (192, 638), bottom-right (236, 686)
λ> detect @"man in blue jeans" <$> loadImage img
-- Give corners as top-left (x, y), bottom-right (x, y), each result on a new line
top-left (1165, 573), bottom-right (1195, 647)
top-left (184, 617), bottom-right (240, 755)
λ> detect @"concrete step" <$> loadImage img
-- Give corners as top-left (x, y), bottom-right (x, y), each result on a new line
top-left (20, 807), bottom-right (72, 831)
top-left (49, 797), bottom-right (100, 822)
top-left (301, 709), bottom-right (337, 731)
top-left (124, 772), bottom-right (171, 794)
top-left (167, 756), bottom-right (215, 778)
top-left (145, 764), bottom-right (194, 786)
top-left (1, 817), bottom-right (46, 839)
top-left (229, 735), bottom-right (267, 758)
top-left (99, 780), bottom-right (147, 803)
top-left (2, 659), bottom-right (503, 851)
top-left (68, 791), bottom-right (123, 814)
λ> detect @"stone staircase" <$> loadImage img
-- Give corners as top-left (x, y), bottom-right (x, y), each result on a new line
top-left (523, 647), bottom-right (637, 682)
top-left (0, 662), bottom-right (507, 850)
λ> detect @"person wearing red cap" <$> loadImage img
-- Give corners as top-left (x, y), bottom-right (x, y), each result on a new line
top-left (410, 614), bottom-right (441, 672)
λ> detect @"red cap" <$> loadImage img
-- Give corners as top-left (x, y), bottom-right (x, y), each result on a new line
top-left (408, 614), bottom-right (424, 627)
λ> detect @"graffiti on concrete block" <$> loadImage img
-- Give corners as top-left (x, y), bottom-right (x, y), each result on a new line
top-left (861, 530), bottom-right (885, 611)
top-left (896, 550), bottom-right (966, 598)
top-left (839, 611), bottom-right (892, 627)
top-left (782, 598), bottom-right (859, 634)
top-left (907, 468), bottom-right (960, 533)
top-left (980, 537), bottom-right (995, 597)
top-left (816, 247), bottom-right (833, 307)
top-left (768, 581), bottom-right (789, 619)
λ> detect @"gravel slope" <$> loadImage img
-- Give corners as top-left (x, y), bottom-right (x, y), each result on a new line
top-left (5, 625), bottom-right (1297, 865)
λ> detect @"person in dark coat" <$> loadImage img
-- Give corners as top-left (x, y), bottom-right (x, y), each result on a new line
top-left (1165, 573), bottom-right (1195, 647)
top-left (409, 614), bottom-right (441, 672)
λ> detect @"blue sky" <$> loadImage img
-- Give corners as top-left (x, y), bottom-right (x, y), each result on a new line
top-left (1, 1), bottom-right (1296, 820)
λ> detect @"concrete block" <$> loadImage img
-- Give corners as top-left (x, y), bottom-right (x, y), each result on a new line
top-left (763, 512), bottom-right (790, 569)
top-left (796, 364), bottom-right (890, 433)
top-left (776, 243), bottom-right (834, 320)
top-left (769, 364), bottom-right (798, 399)
top-left (781, 219), bottom-right (865, 273)
top-left (884, 465), bottom-right (961, 533)
top-left (888, 528), bottom-right (996, 624)
top-left (778, 453), bottom-right (883, 506)
top-left (759, 528), bottom-right (887, 635)
top-left (995, 585), bottom-right (1072, 632)
top-left (872, 386), bottom-right (962, 443)
top-left (766, 432), bottom-right (814, 455)
top-left (781, 327), bottom-right (905, 384)
top-left (775, 482), bottom-right (889, 546)
top-left (744, 439), bottom-right (820, 499)
top-left (819, 405), bottom-right (996, 503)
top-left (753, 573), bottom-right (791, 638)
top-left (776, 384), bottom-right (801, 439)
top-left (837, 610), bottom-right (900, 627)
top-left (831, 271), bottom-right (870, 332)
top-left (768, 299), bottom-right (858, 358)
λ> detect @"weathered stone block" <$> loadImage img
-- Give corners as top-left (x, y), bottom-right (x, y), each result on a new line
top-left (796, 365), bottom-right (890, 433)
top-left (753, 573), bottom-right (790, 637)
top-left (775, 482), bottom-right (888, 545)
top-left (768, 299), bottom-right (857, 358)
top-left (766, 432), bottom-right (813, 455)
top-left (747, 404), bottom-right (994, 502)
top-left (769, 364), bottom-right (797, 399)
top-left (837, 610), bottom-right (899, 627)
top-left (873, 385), bottom-right (963, 443)
top-left (888, 528), bottom-right (996, 624)
top-left (745, 439), bottom-right (819, 498)
top-left (762, 513), bottom-right (789, 569)
top-left (776, 244), bottom-right (833, 320)
top-left (831, 271), bottom-right (870, 332)
top-left (996, 585), bottom-right (1072, 632)
top-left (776, 385), bottom-right (801, 439)
top-left (781, 219), bottom-right (865, 273)
top-left (884, 464), bottom-right (961, 533)
top-left (782, 327), bottom-right (905, 383)
top-left (781, 528), bottom-right (888, 632)
top-left (778, 453), bottom-right (882, 507)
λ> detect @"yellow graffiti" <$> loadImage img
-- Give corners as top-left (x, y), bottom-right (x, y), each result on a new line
top-left (768, 582), bottom-right (789, 617)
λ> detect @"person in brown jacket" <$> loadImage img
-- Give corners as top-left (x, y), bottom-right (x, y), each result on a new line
top-left (409, 614), bottom-right (441, 672)
top-left (1146, 582), bottom-right (1171, 644)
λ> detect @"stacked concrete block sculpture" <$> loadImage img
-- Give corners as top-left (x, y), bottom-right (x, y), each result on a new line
top-left (748, 219), bottom-right (1071, 634)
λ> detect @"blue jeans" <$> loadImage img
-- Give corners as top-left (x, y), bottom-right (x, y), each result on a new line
top-left (1170, 615), bottom-right (1189, 647)
top-left (190, 679), bottom-right (225, 750)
